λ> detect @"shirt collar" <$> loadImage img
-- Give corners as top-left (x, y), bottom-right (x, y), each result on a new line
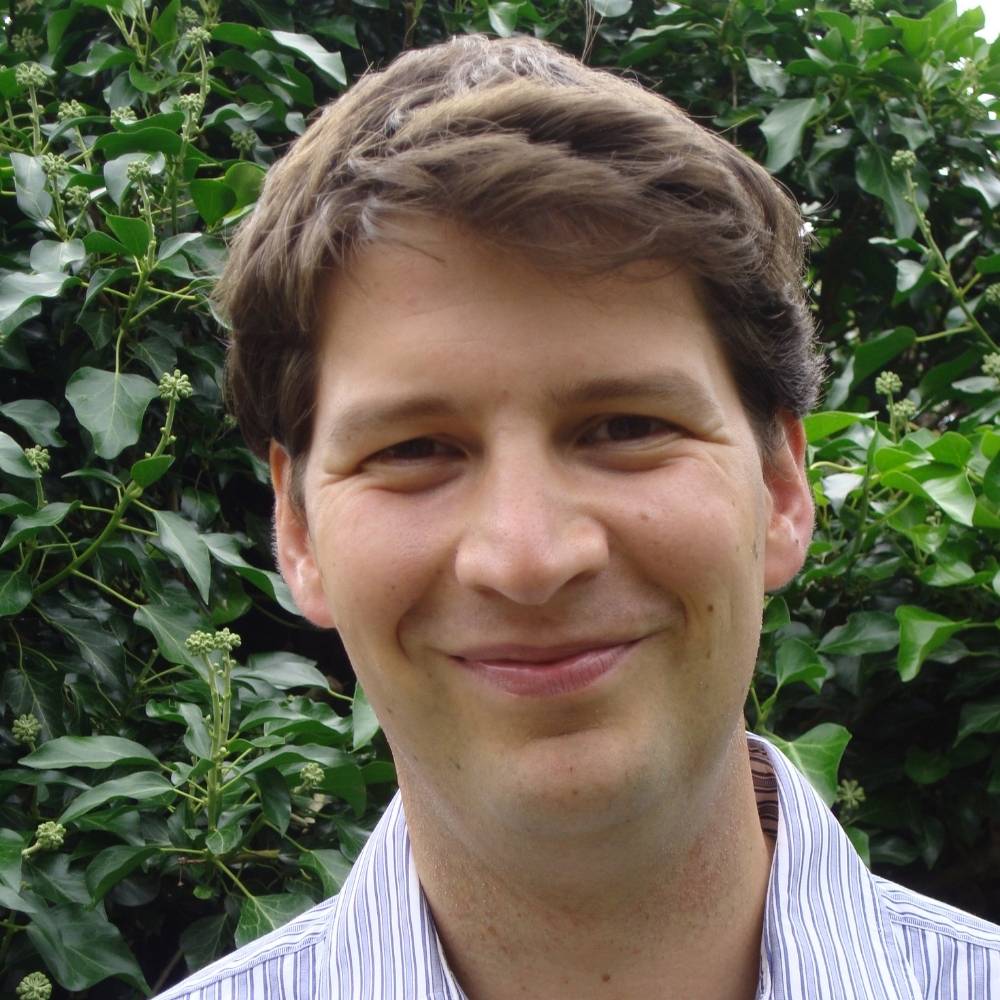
top-left (749, 732), bottom-right (920, 1000)
top-left (333, 734), bottom-right (921, 999)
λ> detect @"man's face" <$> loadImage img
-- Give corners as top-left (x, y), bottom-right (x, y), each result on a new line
top-left (272, 221), bottom-right (812, 843)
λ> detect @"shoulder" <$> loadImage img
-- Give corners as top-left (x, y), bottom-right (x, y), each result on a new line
top-left (874, 875), bottom-right (1000, 998)
top-left (153, 894), bottom-right (340, 1000)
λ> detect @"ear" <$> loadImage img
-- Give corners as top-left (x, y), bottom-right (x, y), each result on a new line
top-left (762, 412), bottom-right (814, 591)
top-left (270, 442), bottom-right (336, 628)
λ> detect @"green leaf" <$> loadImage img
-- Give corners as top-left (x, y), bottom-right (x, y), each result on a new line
top-left (60, 771), bottom-right (174, 825)
top-left (0, 398), bottom-right (64, 446)
top-left (958, 169), bottom-right (1000, 210)
top-left (206, 823), bottom-right (244, 855)
top-left (235, 652), bottom-right (329, 692)
top-left (103, 152), bottom-right (166, 207)
top-left (21, 735), bottom-right (158, 770)
top-left (202, 532), bottom-right (301, 614)
top-left (0, 431), bottom-right (38, 478)
top-left (803, 410), bottom-right (874, 443)
top-left (300, 849), bottom-right (353, 895)
top-left (234, 892), bottom-right (314, 948)
top-left (224, 161), bottom-right (266, 209)
top-left (0, 272), bottom-right (69, 333)
top-left (888, 13), bottom-right (930, 56)
top-left (351, 682), bottom-right (379, 750)
top-left (746, 57), bottom-right (788, 96)
top-left (0, 828), bottom-right (27, 892)
top-left (179, 913), bottom-right (229, 973)
top-left (153, 510), bottom-right (212, 603)
top-left (65, 367), bottom-right (158, 459)
top-left (29, 239), bottom-right (86, 274)
top-left (26, 903), bottom-right (149, 993)
top-left (903, 747), bottom-right (951, 785)
top-left (105, 215), bottom-right (152, 257)
top-left (895, 605), bottom-right (967, 682)
top-left (591, 0), bottom-right (632, 16)
top-left (956, 698), bottom-right (1000, 744)
top-left (0, 570), bottom-right (32, 616)
top-left (855, 145), bottom-right (922, 238)
top-left (190, 179), bottom-right (237, 226)
top-left (130, 453), bottom-right (174, 487)
top-left (134, 599), bottom-right (204, 667)
top-left (269, 30), bottom-right (347, 85)
top-left (774, 638), bottom-right (828, 694)
top-left (254, 768), bottom-right (291, 835)
top-left (818, 611), bottom-right (899, 655)
top-left (882, 467), bottom-right (977, 527)
top-left (96, 126), bottom-right (183, 156)
top-left (843, 825), bottom-right (870, 867)
top-left (766, 724), bottom-right (851, 806)
top-left (927, 431), bottom-right (971, 468)
top-left (760, 98), bottom-right (824, 173)
top-left (51, 614), bottom-right (126, 696)
top-left (9, 152), bottom-right (53, 222)
top-left (85, 845), bottom-right (157, 903)
top-left (1, 502), bottom-right (77, 554)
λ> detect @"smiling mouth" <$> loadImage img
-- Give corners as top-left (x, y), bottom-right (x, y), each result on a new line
top-left (452, 640), bottom-right (640, 697)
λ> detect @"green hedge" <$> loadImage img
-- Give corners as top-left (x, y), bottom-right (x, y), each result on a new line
top-left (0, 0), bottom-right (998, 995)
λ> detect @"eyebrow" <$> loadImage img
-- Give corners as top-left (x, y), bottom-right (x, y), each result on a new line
top-left (326, 371), bottom-right (723, 445)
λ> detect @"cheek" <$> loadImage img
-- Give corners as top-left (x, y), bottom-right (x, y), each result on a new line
top-left (313, 490), bottom-right (455, 655)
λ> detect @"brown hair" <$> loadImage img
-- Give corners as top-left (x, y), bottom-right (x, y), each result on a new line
top-left (218, 34), bottom-right (823, 467)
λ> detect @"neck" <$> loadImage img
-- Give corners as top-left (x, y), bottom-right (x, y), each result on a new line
top-left (400, 730), bottom-right (773, 1000)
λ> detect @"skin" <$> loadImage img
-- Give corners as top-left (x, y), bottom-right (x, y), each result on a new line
top-left (272, 220), bottom-right (814, 999)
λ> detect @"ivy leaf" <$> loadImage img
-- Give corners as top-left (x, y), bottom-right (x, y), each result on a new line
top-left (105, 215), bottom-right (152, 258)
top-left (895, 606), bottom-right (967, 681)
top-left (774, 638), bottom-right (829, 694)
top-left (803, 410), bottom-right (875, 443)
top-left (134, 598), bottom-right (204, 668)
top-left (855, 144), bottom-right (925, 238)
top-left (130, 453), bottom-right (174, 487)
top-left (190, 179), bottom-right (237, 226)
top-left (0, 272), bottom-right (69, 334)
top-left (9, 152), bottom-right (53, 222)
top-left (766, 723), bottom-right (851, 806)
top-left (234, 892), bottom-right (314, 948)
top-left (21, 735), bottom-right (159, 770)
top-left (760, 97), bottom-right (825, 172)
top-left (179, 914), bottom-right (229, 973)
top-left (955, 698), bottom-right (1000, 744)
top-left (270, 30), bottom-right (346, 84)
top-left (299, 848), bottom-right (353, 896)
top-left (0, 828), bottom-right (27, 892)
top-left (0, 570), bottom-right (32, 616)
top-left (26, 903), bottom-right (149, 993)
top-left (351, 682), bottom-right (380, 750)
top-left (0, 502), bottom-right (78, 554)
top-left (0, 398), bottom-right (64, 446)
top-left (153, 510), bottom-right (212, 603)
top-left (591, 0), bottom-right (632, 16)
top-left (65, 366), bottom-right (158, 459)
top-left (234, 652), bottom-right (329, 692)
top-left (746, 57), bottom-right (788, 96)
top-left (0, 432), bottom-right (38, 479)
top-left (60, 771), bottom-right (175, 825)
top-left (818, 611), bottom-right (899, 655)
top-left (85, 845), bottom-right (158, 903)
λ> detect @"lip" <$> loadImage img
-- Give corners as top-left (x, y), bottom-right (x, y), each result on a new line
top-left (452, 639), bottom-right (639, 697)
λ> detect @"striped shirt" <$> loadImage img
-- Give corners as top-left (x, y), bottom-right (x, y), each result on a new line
top-left (156, 733), bottom-right (1000, 999)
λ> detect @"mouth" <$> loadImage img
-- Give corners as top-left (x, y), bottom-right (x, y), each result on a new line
top-left (451, 639), bottom-right (640, 697)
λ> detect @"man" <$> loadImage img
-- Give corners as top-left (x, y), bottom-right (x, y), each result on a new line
top-left (158, 34), bottom-right (1000, 1000)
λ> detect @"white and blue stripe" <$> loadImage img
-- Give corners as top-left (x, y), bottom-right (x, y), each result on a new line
top-left (156, 734), bottom-right (1000, 999)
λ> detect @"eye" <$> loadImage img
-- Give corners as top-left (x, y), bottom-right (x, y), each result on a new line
top-left (365, 437), bottom-right (460, 464)
top-left (582, 415), bottom-right (676, 445)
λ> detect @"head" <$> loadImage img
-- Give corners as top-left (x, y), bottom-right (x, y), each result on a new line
top-left (220, 36), bottom-right (821, 852)
top-left (219, 34), bottom-right (823, 492)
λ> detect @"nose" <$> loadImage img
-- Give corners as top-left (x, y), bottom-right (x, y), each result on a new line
top-left (453, 449), bottom-right (609, 605)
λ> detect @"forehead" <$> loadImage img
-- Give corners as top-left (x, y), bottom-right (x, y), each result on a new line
top-left (309, 219), bottom-right (747, 431)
